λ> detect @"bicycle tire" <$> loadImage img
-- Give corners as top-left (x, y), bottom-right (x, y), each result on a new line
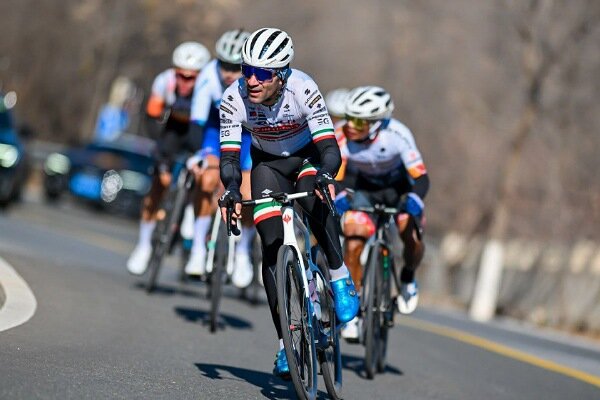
top-left (312, 247), bottom-right (343, 399)
top-left (377, 248), bottom-right (393, 373)
top-left (145, 216), bottom-right (170, 293)
top-left (209, 216), bottom-right (229, 333)
top-left (145, 175), bottom-right (189, 293)
top-left (363, 243), bottom-right (382, 379)
top-left (277, 245), bottom-right (318, 400)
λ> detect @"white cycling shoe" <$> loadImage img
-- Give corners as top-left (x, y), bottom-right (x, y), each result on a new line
top-left (397, 281), bottom-right (419, 315)
top-left (231, 253), bottom-right (254, 289)
top-left (340, 316), bottom-right (361, 343)
top-left (127, 245), bottom-right (151, 275)
top-left (185, 251), bottom-right (207, 276)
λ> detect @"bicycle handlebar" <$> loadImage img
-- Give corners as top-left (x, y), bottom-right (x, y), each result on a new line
top-left (353, 204), bottom-right (423, 241)
top-left (223, 187), bottom-right (340, 237)
top-left (225, 191), bottom-right (315, 237)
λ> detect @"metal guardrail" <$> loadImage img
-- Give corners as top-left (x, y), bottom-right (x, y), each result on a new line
top-left (432, 232), bottom-right (600, 333)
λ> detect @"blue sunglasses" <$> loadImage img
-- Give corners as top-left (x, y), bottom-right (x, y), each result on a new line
top-left (241, 64), bottom-right (276, 82)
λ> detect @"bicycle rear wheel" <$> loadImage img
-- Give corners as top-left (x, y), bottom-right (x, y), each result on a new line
top-left (277, 245), bottom-right (318, 400)
top-left (363, 243), bottom-right (382, 379)
top-left (313, 247), bottom-right (343, 399)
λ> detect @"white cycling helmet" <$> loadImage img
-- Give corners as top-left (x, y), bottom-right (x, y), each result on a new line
top-left (215, 29), bottom-right (250, 64)
top-left (325, 88), bottom-right (350, 118)
top-left (172, 41), bottom-right (211, 71)
top-left (345, 86), bottom-right (394, 120)
top-left (241, 28), bottom-right (294, 69)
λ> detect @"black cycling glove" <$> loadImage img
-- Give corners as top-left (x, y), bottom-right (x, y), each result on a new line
top-left (218, 188), bottom-right (242, 209)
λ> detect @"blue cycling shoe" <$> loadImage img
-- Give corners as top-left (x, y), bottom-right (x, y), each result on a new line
top-left (273, 349), bottom-right (290, 379)
top-left (331, 278), bottom-right (360, 324)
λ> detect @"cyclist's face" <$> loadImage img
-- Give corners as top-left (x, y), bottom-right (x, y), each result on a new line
top-left (344, 118), bottom-right (371, 141)
top-left (175, 68), bottom-right (199, 96)
top-left (245, 73), bottom-right (282, 105)
top-left (220, 69), bottom-right (242, 87)
top-left (219, 62), bottom-right (242, 87)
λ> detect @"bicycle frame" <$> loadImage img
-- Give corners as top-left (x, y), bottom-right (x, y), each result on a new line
top-left (357, 206), bottom-right (403, 294)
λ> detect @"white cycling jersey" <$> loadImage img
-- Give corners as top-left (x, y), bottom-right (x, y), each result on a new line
top-left (337, 119), bottom-right (427, 185)
top-left (219, 69), bottom-right (335, 157)
top-left (190, 59), bottom-right (222, 126)
top-left (150, 69), bottom-right (178, 106)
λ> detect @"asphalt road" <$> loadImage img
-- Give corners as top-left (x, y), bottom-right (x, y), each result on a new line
top-left (1, 194), bottom-right (599, 399)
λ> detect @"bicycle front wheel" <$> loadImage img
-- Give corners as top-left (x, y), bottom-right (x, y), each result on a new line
top-left (277, 245), bottom-right (318, 400)
top-left (363, 243), bottom-right (382, 379)
top-left (377, 247), bottom-right (393, 373)
top-left (145, 215), bottom-right (170, 293)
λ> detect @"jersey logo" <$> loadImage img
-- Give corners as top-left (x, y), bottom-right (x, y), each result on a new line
top-left (227, 95), bottom-right (234, 101)
top-left (308, 95), bottom-right (322, 109)
top-left (220, 105), bottom-right (233, 115)
top-left (282, 214), bottom-right (292, 224)
top-left (305, 89), bottom-right (310, 95)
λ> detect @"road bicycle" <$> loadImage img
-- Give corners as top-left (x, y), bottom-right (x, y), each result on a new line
top-left (354, 203), bottom-right (422, 379)
top-left (144, 156), bottom-right (200, 293)
top-left (225, 189), bottom-right (343, 400)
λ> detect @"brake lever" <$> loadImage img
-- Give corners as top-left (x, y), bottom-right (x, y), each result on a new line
top-left (226, 206), bottom-right (241, 237)
top-left (318, 182), bottom-right (338, 220)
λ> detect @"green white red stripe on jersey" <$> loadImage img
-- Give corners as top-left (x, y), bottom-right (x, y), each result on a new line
top-left (253, 200), bottom-right (282, 224)
top-left (221, 140), bottom-right (241, 152)
top-left (298, 162), bottom-right (317, 180)
top-left (311, 128), bottom-right (335, 143)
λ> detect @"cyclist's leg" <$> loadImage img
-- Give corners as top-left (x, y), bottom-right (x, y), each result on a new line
top-left (186, 126), bottom-right (220, 275)
top-left (231, 132), bottom-right (256, 287)
top-left (250, 161), bottom-right (296, 340)
top-left (127, 134), bottom-right (174, 274)
top-left (342, 211), bottom-right (375, 291)
top-left (396, 213), bottom-right (425, 283)
top-left (295, 165), bottom-right (359, 323)
top-left (295, 170), bottom-right (344, 272)
top-left (390, 183), bottom-right (423, 314)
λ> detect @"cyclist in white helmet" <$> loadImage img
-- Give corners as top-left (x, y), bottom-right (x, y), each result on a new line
top-left (127, 41), bottom-right (211, 275)
top-left (186, 29), bottom-right (256, 288)
top-left (325, 88), bottom-right (350, 125)
top-left (334, 86), bottom-right (429, 341)
top-left (217, 27), bottom-right (359, 378)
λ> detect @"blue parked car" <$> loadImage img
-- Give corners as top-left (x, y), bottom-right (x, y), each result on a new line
top-left (0, 94), bottom-right (31, 207)
top-left (43, 134), bottom-right (156, 217)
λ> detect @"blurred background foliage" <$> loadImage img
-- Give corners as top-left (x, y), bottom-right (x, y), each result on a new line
top-left (0, 0), bottom-right (598, 242)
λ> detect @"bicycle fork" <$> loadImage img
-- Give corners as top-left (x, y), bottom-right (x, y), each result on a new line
top-left (281, 204), bottom-right (314, 331)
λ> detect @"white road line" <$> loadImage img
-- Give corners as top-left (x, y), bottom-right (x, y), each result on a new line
top-left (0, 256), bottom-right (37, 332)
